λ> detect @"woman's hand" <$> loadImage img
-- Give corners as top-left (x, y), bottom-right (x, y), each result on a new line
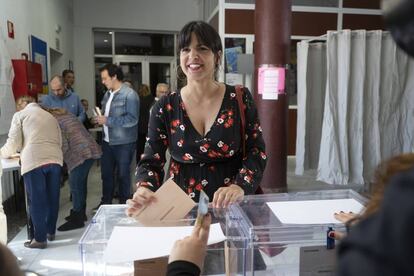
top-left (125, 186), bottom-right (156, 217)
top-left (212, 184), bottom-right (244, 208)
top-left (329, 211), bottom-right (359, 240)
top-left (168, 213), bottom-right (211, 270)
top-left (334, 211), bottom-right (357, 223)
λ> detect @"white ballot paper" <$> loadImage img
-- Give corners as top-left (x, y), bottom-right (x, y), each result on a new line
top-left (103, 223), bottom-right (226, 262)
top-left (266, 198), bottom-right (364, 224)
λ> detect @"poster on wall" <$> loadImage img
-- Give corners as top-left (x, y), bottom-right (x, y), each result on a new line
top-left (225, 46), bottom-right (243, 73)
top-left (30, 35), bottom-right (48, 94)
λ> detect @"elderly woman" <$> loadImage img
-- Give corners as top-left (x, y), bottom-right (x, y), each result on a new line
top-left (43, 107), bottom-right (102, 231)
top-left (0, 96), bottom-right (62, 249)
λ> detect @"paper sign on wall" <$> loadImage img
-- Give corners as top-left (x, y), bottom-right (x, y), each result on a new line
top-left (258, 66), bottom-right (286, 100)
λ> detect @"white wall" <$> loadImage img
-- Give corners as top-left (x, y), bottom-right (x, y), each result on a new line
top-left (0, 0), bottom-right (74, 201)
top-left (73, 0), bottom-right (203, 106)
top-left (0, 0), bottom-right (74, 81)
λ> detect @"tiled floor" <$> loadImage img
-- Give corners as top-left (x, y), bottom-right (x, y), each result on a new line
top-left (7, 161), bottom-right (105, 276)
top-left (5, 157), bottom-right (364, 275)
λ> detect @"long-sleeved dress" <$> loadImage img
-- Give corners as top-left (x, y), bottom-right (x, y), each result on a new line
top-left (135, 85), bottom-right (267, 201)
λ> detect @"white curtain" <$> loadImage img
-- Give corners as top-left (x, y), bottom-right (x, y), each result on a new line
top-left (296, 41), bottom-right (326, 175)
top-left (296, 30), bottom-right (414, 186)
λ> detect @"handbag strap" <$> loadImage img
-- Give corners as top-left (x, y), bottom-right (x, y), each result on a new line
top-left (235, 85), bottom-right (246, 159)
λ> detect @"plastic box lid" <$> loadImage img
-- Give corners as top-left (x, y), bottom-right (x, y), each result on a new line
top-left (228, 189), bottom-right (368, 245)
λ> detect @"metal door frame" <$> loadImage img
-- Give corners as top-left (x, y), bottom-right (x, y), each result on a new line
top-left (113, 55), bottom-right (175, 89)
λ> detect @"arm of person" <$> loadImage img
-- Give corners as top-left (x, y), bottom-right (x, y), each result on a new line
top-left (59, 121), bottom-right (69, 158)
top-left (76, 96), bottom-right (86, 123)
top-left (234, 88), bottom-right (267, 194)
top-left (126, 99), bottom-right (169, 216)
top-left (167, 213), bottom-right (211, 276)
top-left (106, 91), bottom-right (140, 127)
top-left (329, 211), bottom-right (360, 240)
top-left (0, 113), bottom-right (23, 158)
top-left (213, 88), bottom-right (267, 208)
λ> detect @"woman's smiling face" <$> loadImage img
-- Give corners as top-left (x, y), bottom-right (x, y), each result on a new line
top-left (180, 33), bottom-right (218, 82)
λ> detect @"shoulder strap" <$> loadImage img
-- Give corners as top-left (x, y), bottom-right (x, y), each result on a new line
top-left (235, 85), bottom-right (246, 158)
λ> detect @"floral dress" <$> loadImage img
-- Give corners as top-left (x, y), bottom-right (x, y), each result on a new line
top-left (135, 84), bottom-right (267, 201)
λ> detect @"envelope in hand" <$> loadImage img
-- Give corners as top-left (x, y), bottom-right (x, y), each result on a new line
top-left (134, 179), bottom-right (196, 226)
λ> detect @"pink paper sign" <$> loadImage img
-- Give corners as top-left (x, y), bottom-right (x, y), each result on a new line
top-left (258, 67), bottom-right (286, 100)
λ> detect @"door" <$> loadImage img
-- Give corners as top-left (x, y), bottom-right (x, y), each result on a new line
top-left (113, 55), bottom-right (174, 95)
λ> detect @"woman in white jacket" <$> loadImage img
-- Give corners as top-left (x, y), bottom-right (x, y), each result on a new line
top-left (0, 96), bottom-right (63, 249)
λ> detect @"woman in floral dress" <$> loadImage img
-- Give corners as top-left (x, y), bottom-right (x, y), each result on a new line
top-left (127, 21), bottom-right (266, 214)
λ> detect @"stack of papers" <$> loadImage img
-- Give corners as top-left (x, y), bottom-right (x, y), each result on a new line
top-left (103, 223), bottom-right (226, 262)
top-left (266, 198), bottom-right (364, 224)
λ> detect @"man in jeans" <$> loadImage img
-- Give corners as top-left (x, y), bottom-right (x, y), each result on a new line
top-left (94, 64), bottom-right (139, 206)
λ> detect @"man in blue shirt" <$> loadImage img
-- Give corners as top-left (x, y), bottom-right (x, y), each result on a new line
top-left (42, 74), bottom-right (85, 122)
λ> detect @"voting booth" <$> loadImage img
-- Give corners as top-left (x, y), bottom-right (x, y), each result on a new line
top-left (227, 189), bottom-right (367, 275)
top-left (79, 204), bottom-right (247, 276)
top-left (80, 189), bottom-right (367, 275)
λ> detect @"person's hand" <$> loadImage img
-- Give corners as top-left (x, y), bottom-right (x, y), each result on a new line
top-left (334, 211), bottom-right (357, 223)
top-left (212, 184), bottom-right (244, 208)
top-left (328, 229), bottom-right (346, 240)
top-left (329, 211), bottom-right (359, 240)
top-left (168, 213), bottom-right (211, 270)
top-left (93, 115), bottom-right (107, 125)
top-left (8, 153), bottom-right (20, 159)
top-left (126, 186), bottom-right (156, 217)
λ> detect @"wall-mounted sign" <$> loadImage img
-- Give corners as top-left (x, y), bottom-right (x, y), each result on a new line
top-left (7, 21), bottom-right (14, 39)
top-left (258, 65), bottom-right (286, 100)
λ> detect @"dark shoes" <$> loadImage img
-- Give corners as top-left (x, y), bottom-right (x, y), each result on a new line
top-left (58, 211), bottom-right (85, 231)
top-left (24, 240), bottom-right (47, 249)
top-left (65, 209), bottom-right (87, 222)
top-left (58, 220), bottom-right (84, 231)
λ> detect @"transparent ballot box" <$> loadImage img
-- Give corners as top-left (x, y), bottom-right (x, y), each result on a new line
top-left (227, 189), bottom-right (368, 276)
top-left (79, 204), bottom-right (248, 276)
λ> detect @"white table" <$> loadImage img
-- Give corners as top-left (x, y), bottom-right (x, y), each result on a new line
top-left (1, 157), bottom-right (20, 172)
top-left (1, 158), bottom-right (21, 209)
top-left (1, 158), bottom-right (32, 239)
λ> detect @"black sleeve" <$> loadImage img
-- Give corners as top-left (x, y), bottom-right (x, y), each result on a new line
top-left (166, 261), bottom-right (201, 276)
top-left (135, 98), bottom-right (169, 191)
top-left (234, 87), bottom-right (267, 194)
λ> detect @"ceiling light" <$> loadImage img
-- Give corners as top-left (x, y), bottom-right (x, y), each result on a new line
top-left (104, 39), bottom-right (108, 43)
top-left (109, 31), bottom-right (113, 35)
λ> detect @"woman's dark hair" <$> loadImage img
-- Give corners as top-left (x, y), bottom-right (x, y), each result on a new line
top-left (362, 153), bottom-right (414, 218)
top-left (178, 21), bottom-right (222, 55)
top-left (177, 21), bottom-right (223, 83)
top-left (99, 64), bottom-right (124, 81)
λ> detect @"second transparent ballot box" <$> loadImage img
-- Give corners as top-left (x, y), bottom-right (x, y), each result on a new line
top-left (227, 189), bottom-right (368, 275)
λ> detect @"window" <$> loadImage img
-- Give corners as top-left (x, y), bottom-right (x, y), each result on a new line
top-left (114, 32), bottom-right (174, 56)
top-left (94, 31), bottom-right (113, 55)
